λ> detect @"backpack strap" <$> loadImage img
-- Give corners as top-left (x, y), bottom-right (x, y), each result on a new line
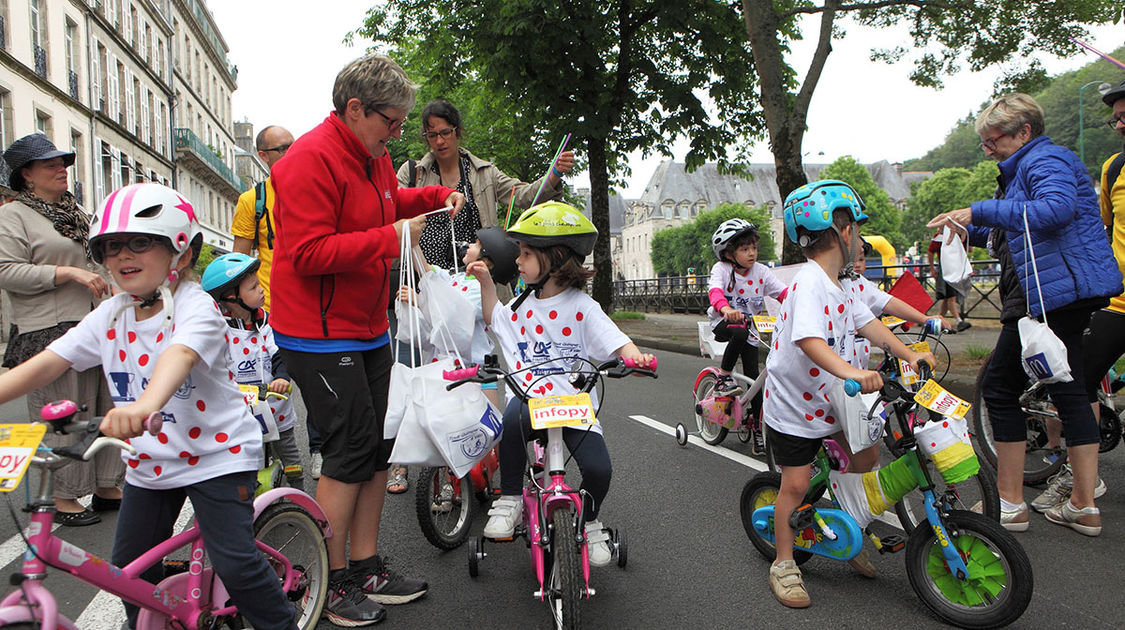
top-left (252, 180), bottom-right (274, 251)
top-left (408, 159), bottom-right (417, 187)
top-left (1106, 149), bottom-right (1125, 198)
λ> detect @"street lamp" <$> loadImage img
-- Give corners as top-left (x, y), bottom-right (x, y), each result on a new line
top-left (1079, 80), bottom-right (1112, 165)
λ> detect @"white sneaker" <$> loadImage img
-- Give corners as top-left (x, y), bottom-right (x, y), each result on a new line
top-left (309, 452), bottom-right (322, 480)
top-left (1030, 466), bottom-right (1108, 513)
top-left (482, 496), bottom-right (523, 539)
top-left (585, 520), bottom-right (613, 567)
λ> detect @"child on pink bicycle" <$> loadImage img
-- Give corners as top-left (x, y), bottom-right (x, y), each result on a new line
top-left (706, 218), bottom-right (785, 428)
top-left (468, 201), bottom-right (654, 567)
top-left (0, 183), bottom-right (295, 630)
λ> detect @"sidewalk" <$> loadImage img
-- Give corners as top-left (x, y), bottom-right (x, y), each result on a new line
top-left (616, 312), bottom-right (999, 400)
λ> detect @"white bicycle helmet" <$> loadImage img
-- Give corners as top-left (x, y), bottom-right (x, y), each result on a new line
top-left (711, 218), bottom-right (758, 261)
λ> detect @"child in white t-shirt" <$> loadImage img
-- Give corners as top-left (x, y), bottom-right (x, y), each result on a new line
top-left (468, 202), bottom-right (654, 568)
top-left (765, 181), bottom-right (932, 609)
top-left (0, 184), bottom-right (294, 630)
top-left (202, 252), bottom-right (303, 492)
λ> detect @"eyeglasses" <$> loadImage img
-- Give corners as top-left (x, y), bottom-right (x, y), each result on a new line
top-left (423, 128), bottom-right (457, 140)
top-left (980, 133), bottom-right (1005, 151)
top-left (1106, 117), bottom-right (1125, 130)
top-left (373, 110), bottom-right (406, 132)
top-left (260, 143), bottom-right (292, 155)
top-left (100, 234), bottom-right (161, 258)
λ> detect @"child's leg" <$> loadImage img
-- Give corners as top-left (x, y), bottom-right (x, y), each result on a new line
top-left (111, 484), bottom-right (186, 628)
top-left (835, 431), bottom-right (880, 474)
top-left (497, 397), bottom-right (532, 496)
top-left (715, 320), bottom-right (749, 374)
top-left (273, 428), bottom-right (305, 492)
top-left (774, 464), bottom-right (812, 563)
top-left (742, 344), bottom-right (762, 417)
top-left (562, 428), bottom-right (612, 522)
top-left (188, 471), bottom-right (296, 630)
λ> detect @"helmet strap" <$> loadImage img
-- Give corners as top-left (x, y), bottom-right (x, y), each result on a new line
top-left (833, 223), bottom-right (860, 278)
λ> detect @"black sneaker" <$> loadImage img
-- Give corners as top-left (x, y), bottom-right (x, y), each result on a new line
top-left (955, 320), bottom-right (972, 332)
top-left (752, 429), bottom-right (766, 456)
top-left (352, 555), bottom-right (428, 605)
top-left (325, 572), bottom-right (387, 626)
top-left (715, 374), bottom-right (740, 397)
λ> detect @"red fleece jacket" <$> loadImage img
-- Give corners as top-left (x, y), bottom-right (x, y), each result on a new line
top-left (270, 113), bottom-right (454, 339)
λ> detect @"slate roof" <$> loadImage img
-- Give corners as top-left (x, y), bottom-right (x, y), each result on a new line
top-left (574, 188), bottom-right (629, 235)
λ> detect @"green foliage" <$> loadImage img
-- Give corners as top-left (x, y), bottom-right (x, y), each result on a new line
top-left (964, 344), bottom-right (993, 360)
top-left (193, 242), bottom-right (220, 277)
top-left (609, 311), bottom-right (645, 321)
top-left (650, 203), bottom-right (774, 276)
top-left (901, 161), bottom-right (999, 249)
top-left (817, 157), bottom-right (904, 250)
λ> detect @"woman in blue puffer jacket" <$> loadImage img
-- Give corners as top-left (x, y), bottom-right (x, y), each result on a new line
top-left (929, 93), bottom-right (1122, 538)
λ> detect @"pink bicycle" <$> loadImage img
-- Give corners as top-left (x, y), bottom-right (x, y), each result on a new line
top-left (0, 400), bottom-right (331, 630)
top-left (443, 354), bottom-right (657, 630)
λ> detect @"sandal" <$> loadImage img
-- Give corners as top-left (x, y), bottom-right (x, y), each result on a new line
top-left (91, 495), bottom-right (122, 512)
top-left (386, 467), bottom-right (409, 494)
top-left (54, 508), bottom-right (101, 527)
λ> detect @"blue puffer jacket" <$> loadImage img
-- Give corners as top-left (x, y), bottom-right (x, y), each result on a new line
top-left (967, 135), bottom-right (1122, 318)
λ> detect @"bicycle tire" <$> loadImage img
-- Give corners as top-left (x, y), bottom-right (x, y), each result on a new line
top-left (252, 503), bottom-right (330, 630)
top-left (415, 466), bottom-right (476, 550)
top-left (972, 352), bottom-right (1065, 485)
top-left (739, 472), bottom-right (812, 565)
top-left (1097, 403), bottom-right (1120, 453)
top-left (894, 331), bottom-right (951, 382)
top-left (693, 372), bottom-right (729, 445)
top-left (547, 509), bottom-right (582, 630)
top-left (905, 510), bottom-right (1033, 629)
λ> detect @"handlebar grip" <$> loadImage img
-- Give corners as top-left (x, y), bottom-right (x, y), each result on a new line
top-left (844, 379), bottom-right (861, 397)
top-left (143, 412), bottom-right (163, 436)
top-left (622, 356), bottom-right (657, 371)
top-left (916, 360), bottom-right (934, 382)
top-left (443, 366), bottom-right (480, 381)
top-left (924, 318), bottom-right (942, 336)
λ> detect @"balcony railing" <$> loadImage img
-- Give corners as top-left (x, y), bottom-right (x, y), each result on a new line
top-left (0, 16), bottom-right (7, 51)
top-left (172, 128), bottom-right (244, 193)
top-left (33, 45), bottom-right (48, 78)
top-left (68, 70), bottom-right (80, 100)
top-left (74, 181), bottom-right (84, 207)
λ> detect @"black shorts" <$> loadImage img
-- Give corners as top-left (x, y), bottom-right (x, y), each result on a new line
top-left (280, 345), bottom-right (394, 483)
top-left (765, 425), bottom-right (823, 467)
top-left (1083, 309), bottom-right (1125, 401)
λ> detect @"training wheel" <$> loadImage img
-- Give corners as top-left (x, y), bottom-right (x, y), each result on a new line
top-left (737, 425), bottom-right (752, 443)
top-left (615, 528), bottom-right (628, 568)
top-left (675, 424), bottom-right (688, 447)
top-left (468, 536), bottom-right (482, 577)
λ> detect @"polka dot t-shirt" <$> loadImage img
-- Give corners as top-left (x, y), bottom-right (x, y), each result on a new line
top-left (489, 288), bottom-right (631, 435)
top-left (48, 282), bottom-right (262, 490)
top-left (845, 275), bottom-right (892, 368)
top-left (223, 313), bottom-right (295, 433)
top-left (706, 261), bottom-right (787, 343)
top-left (762, 262), bottom-right (876, 440)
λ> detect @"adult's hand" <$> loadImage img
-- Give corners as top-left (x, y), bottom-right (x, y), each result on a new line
top-left (554, 150), bottom-right (576, 175)
top-left (59, 266), bottom-right (109, 298)
top-left (444, 191), bottom-right (465, 217)
top-left (395, 214), bottom-right (428, 248)
top-left (926, 207), bottom-right (972, 240)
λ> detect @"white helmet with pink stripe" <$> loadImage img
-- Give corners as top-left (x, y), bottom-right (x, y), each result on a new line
top-left (89, 183), bottom-right (202, 265)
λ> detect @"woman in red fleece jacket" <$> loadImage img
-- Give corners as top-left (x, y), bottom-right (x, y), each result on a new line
top-left (270, 54), bottom-right (464, 626)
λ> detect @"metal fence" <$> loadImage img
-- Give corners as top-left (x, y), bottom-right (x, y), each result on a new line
top-left (613, 259), bottom-right (1003, 318)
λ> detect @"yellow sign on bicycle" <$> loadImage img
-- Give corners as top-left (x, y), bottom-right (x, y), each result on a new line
top-left (238, 384), bottom-right (259, 406)
top-left (0, 424), bottom-right (47, 492)
top-left (752, 315), bottom-right (777, 334)
top-left (897, 341), bottom-right (932, 386)
top-left (913, 380), bottom-right (971, 420)
top-left (881, 315), bottom-right (906, 328)
top-left (529, 393), bottom-right (598, 430)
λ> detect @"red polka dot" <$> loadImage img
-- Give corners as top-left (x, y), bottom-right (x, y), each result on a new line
top-left (824, 306), bottom-right (830, 315)
top-left (251, 337), bottom-right (258, 344)
top-left (828, 322), bottom-right (833, 331)
top-left (233, 337), bottom-right (240, 344)
top-left (774, 342), bottom-right (779, 350)
top-left (837, 304), bottom-right (845, 314)
top-left (526, 310), bottom-right (533, 318)
top-left (278, 414), bottom-right (285, 422)
top-left (809, 368), bottom-right (820, 377)
top-left (832, 483), bottom-right (838, 490)
top-left (462, 286), bottom-right (468, 292)
top-left (931, 442), bottom-right (937, 448)
top-left (765, 389), bottom-right (769, 398)
top-left (815, 409), bottom-right (825, 417)
top-left (549, 310), bottom-right (558, 319)
top-left (748, 279), bottom-right (754, 285)
top-left (525, 373), bottom-right (533, 381)
top-left (157, 433), bottom-right (168, 444)
top-left (119, 350), bottom-right (127, 361)
top-left (520, 327), bottom-right (526, 334)
top-left (228, 371), bottom-right (234, 380)
top-left (452, 281), bottom-right (459, 287)
top-left (511, 313), bottom-right (518, 322)
top-left (805, 414), bottom-right (814, 421)
top-left (229, 445), bottom-right (241, 454)
top-left (138, 354), bottom-right (149, 366)
top-left (196, 400), bottom-right (206, 412)
top-left (782, 313), bottom-right (787, 320)
top-left (138, 453), bottom-right (151, 460)
top-left (243, 348), bottom-right (250, 355)
top-left (128, 331), bottom-right (137, 343)
top-left (802, 392), bottom-right (813, 401)
top-left (516, 361), bottom-right (522, 369)
top-left (826, 416), bottom-right (836, 424)
top-left (576, 312), bottom-right (584, 321)
top-left (942, 421), bottom-right (949, 428)
top-left (859, 285), bottom-right (865, 292)
top-left (189, 427), bottom-right (201, 439)
top-left (562, 327), bottom-right (572, 336)
top-left (156, 332), bottom-right (164, 343)
top-left (535, 325), bottom-right (544, 334)
top-left (179, 451), bottom-right (191, 458)
top-left (107, 329), bottom-right (116, 340)
top-left (187, 456), bottom-right (199, 466)
top-left (215, 432), bottom-right (228, 443)
top-left (739, 289), bottom-right (745, 294)
top-left (224, 334), bottom-right (229, 343)
top-left (127, 459), bottom-right (139, 468)
top-left (153, 466), bottom-right (163, 476)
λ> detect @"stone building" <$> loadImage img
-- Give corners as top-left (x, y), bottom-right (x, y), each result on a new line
top-left (619, 160), bottom-right (931, 279)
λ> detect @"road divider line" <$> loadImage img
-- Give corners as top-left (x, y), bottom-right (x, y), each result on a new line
top-left (627, 414), bottom-right (903, 531)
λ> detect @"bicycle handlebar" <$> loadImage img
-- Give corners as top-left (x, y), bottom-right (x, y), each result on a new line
top-left (442, 355), bottom-right (658, 394)
top-left (844, 360), bottom-right (933, 400)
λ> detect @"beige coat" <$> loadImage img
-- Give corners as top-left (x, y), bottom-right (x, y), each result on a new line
top-left (0, 199), bottom-right (98, 332)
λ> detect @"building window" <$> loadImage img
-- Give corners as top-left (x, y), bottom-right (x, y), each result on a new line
top-left (29, 0), bottom-right (47, 77)
top-left (0, 89), bottom-right (11, 151)
top-left (35, 109), bottom-right (51, 139)
top-left (70, 129), bottom-right (83, 204)
top-left (65, 19), bottom-right (79, 100)
top-left (0, 0), bottom-right (9, 51)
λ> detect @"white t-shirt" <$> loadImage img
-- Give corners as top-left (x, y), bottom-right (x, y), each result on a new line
top-left (223, 313), bottom-right (296, 433)
top-left (846, 275), bottom-right (892, 368)
top-left (489, 288), bottom-right (631, 434)
top-left (763, 262), bottom-right (876, 439)
top-left (706, 261), bottom-right (786, 344)
top-left (48, 283), bottom-right (263, 490)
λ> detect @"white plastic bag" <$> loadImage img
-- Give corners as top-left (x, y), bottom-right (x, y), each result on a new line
top-left (416, 268), bottom-right (475, 360)
top-left (413, 358), bottom-right (503, 477)
top-left (386, 222), bottom-right (422, 440)
top-left (833, 380), bottom-right (884, 452)
top-left (240, 386), bottom-right (280, 443)
top-left (939, 224), bottom-right (972, 297)
top-left (387, 360), bottom-right (453, 466)
top-left (1017, 205), bottom-right (1072, 384)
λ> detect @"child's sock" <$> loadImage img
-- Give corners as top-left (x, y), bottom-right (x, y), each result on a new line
top-left (1000, 497), bottom-right (1024, 512)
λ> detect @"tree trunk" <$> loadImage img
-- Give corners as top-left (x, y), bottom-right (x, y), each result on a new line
top-left (586, 137), bottom-right (614, 312)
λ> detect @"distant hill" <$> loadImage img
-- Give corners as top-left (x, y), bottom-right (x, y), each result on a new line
top-left (904, 46), bottom-right (1125, 175)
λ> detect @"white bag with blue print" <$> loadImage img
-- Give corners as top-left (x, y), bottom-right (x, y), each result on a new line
top-left (1018, 205), bottom-right (1072, 384)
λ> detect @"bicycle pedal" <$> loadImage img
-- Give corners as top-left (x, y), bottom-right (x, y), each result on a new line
top-left (788, 504), bottom-right (816, 531)
top-left (162, 559), bottom-right (190, 576)
top-left (873, 534), bottom-right (906, 554)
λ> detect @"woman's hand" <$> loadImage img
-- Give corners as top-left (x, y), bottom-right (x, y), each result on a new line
top-left (100, 402), bottom-right (158, 439)
top-left (444, 192), bottom-right (466, 217)
top-left (59, 266), bottom-right (109, 298)
top-left (554, 151), bottom-right (576, 175)
top-left (395, 214), bottom-right (427, 247)
top-left (926, 208), bottom-right (972, 237)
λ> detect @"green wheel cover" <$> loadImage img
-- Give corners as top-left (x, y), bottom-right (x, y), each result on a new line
top-left (925, 532), bottom-right (1008, 605)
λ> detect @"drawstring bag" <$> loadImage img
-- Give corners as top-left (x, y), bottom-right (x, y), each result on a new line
top-left (939, 224), bottom-right (973, 297)
top-left (833, 380), bottom-right (884, 452)
top-left (1017, 204), bottom-right (1072, 384)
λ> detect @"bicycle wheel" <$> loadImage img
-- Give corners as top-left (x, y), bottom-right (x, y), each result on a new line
top-left (972, 353), bottom-right (1064, 485)
top-left (253, 503), bottom-right (329, 630)
top-left (693, 372), bottom-right (730, 445)
top-left (739, 472), bottom-right (812, 565)
top-left (415, 466), bottom-right (477, 550)
top-left (905, 510), bottom-right (1032, 629)
top-left (547, 509), bottom-right (582, 630)
top-left (894, 331), bottom-right (951, 382)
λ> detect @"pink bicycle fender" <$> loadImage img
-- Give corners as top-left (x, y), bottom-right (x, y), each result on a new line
top-left (253, 488), bottom-right (334, 539)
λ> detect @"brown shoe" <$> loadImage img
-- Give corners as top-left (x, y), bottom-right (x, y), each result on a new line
top-left (1044, 500), bottom-right (1101, 536)
top-left (769, 560), bottom-right (810, 608)
top-left (847, 548), bottom-right (876, 579)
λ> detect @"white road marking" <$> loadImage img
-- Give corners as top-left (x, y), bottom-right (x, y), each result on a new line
top-left (628, 414), bottom-right (903, 530)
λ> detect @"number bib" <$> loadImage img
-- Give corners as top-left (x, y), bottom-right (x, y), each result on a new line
top-left (913, 379), bottom-right (971, 420)
top-left (528, 393), bottom-right (598, 430)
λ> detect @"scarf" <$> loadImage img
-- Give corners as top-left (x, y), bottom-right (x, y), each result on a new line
top-left (14, 190), bottom-right (90, 244)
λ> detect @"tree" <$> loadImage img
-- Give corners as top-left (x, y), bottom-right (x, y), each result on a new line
top-left (740, 0), bottom-right (1119, 264)
top-left (901, 161), bottom-right (998, 248)
top-left (818, 156), bottom-right (903, 249)
top-left (650, 203), bottom-right (775, 276)
top-left (360, 1), bottom-right (763, 312)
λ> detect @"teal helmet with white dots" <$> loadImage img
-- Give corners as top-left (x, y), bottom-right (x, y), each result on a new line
top-left (783, 180), bottom-right (868, 247)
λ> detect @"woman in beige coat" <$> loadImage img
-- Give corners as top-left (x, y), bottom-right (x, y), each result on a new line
top-left (0, 134), bottom-right (122, 525)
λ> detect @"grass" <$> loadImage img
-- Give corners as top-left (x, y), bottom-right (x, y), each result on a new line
top-left (964, 343), bottom-right (993, 361)
top-left (1115, 355), bottom-right (1125, 376)
top-left (610, 311), bottom-right (645, 321)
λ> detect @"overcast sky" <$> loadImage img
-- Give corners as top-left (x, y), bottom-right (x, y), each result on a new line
top-left (208, 2), bottom-right (1123, 198)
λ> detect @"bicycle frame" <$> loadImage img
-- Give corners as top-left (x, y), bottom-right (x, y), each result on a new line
top-left (693, 366), bottom-right (766, 430)
top-left (526, 427), bottom-right (589, 599)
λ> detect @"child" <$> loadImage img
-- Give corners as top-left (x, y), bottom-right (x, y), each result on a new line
top-left (764, 180), bottom-right (933, 608)
top-left (469, 201), bottom-right (655, 567)
top-left (0, 183), bottom-right (295, 630)
top-left (202, 252), bottom-right (304, 492)
top-left (706, 218), bottom-right (786, 452)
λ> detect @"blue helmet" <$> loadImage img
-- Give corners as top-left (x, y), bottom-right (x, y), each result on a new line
top-left (783, 180), bottom-right (867, 246)
top-left (202, 253), bottom-right (260, 303)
